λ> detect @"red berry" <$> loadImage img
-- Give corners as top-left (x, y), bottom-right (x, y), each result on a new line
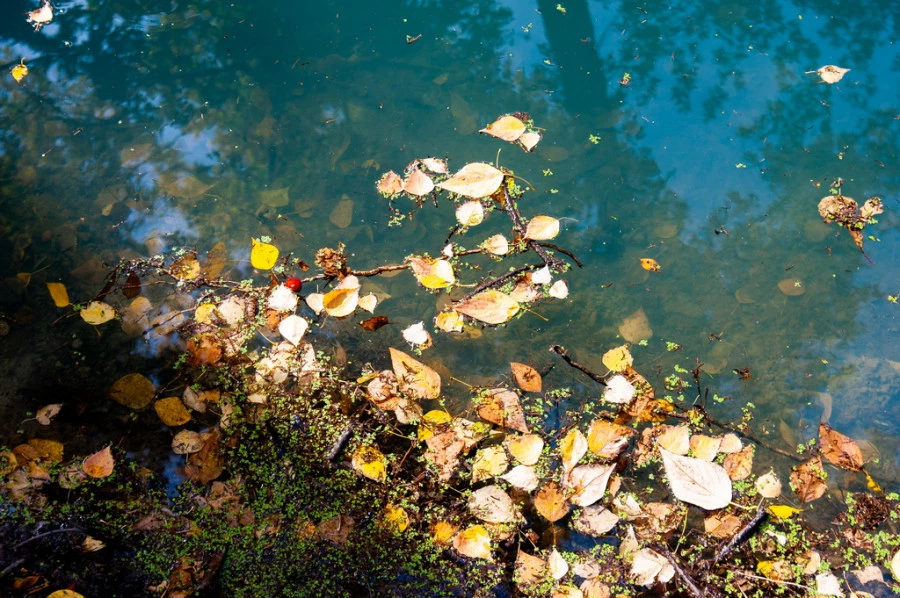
top-left (284, 277), bottom-right (302, 292)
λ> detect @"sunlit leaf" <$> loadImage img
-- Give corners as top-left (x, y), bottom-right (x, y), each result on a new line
top-left (639, 258), bottom-right (661, 273)
top-left (704, 512), bottom-right (744, 539)
top-left (402, 322), bottom-right (431, 348)
top-left (506, 433), bottom-right (544, 465)
top-left (587, 419), bottom-right (634, 459)
top-left (194, 303), bottom-right (217, 324)
top-left (389, 347), bottom-right (441, 399)
top-left (432, 521), bottom-right (458, 546)
top-left (417, 409), bottom-right (452, 441)
top-left (382, 504), bottom-right (409, 532)
top-left (186, 333), bottom-right (223, 366)
top-left (80, 301), bottom-right (117, 325)
top-left (108, 373), bottom-right (154, 409)
top-left (47, 592), bottom-right (83, 598)
top-left (566, 463), bottom-right (615, 507)
top-left (170, 254), bottom-right (202, 281)
top-left (456, 200), bottom-right (485, 227)
top-left (358, 293), bottom-right (378, 313)
top-left (250, 238), bottom-right (279, 270)
top-left (510, 362), bottom-right (541, 393)
top-left (377, 170), bottom-right (404, 195)
top-left (767, 504), bottom-right (803, 519)
top-left (477, 388), bottom-right (528, 433)
top-left (524, 215), bottom-right (560, 240)
top-left (690, 435), bottom-right (722, 462)
top-left (602, 374), bottom-right (636, 404)
top-left (547, 548), bottom-right (569, 581)
top-left (472, 446), bottom-right (509, 482)
top-left (811, 65), bottom-right (850, 84)
top-left (435, 310), bottom-right (465, 333)
top-left (11, 59), bottom-right (28, 83)
top-left (278, 314), bottom-right (308, 345)
top-left (818, 423), bottom-right (864, 471)
top-left (468, 485), bottom-right (517, 523)
top-left (631, 548), bottom-right (675, 587)
top-left (403, 169), bottom-right (435, 196)
top-left (267, 284), bottom-right (301, 313)
top-left (519, 131), bottom-right (541, 152)
top-left (561, 428), bottom-right (588, 473)
top-left (601, 345), bottom-right (633, 373)
top-left (573, 505), bottom-right (620, 537)
top-left (323, 275), bottom-right (361, 317)
top-left (82, 446), bottom-right (114, 478)
top-left (500, 464), bottom-right (539, 491)
top-left (453, 525), bottom-right (492, 560)
top-left (659, 448), bottom-right (732, 510)
top-left (722, 446), bottom-right (754, 480)
top-left (515, 550), bottom-right (547, 587)
top-left (791, 455), bottom-right (827, 503)
top-left (548, 280), bottom-right (569, 299)
top-left (35, 403), bottom-right (62, 425)
top-left (532, 265), bottom-right (552, 285)
top-left (815, 572), bottom-right (843, 596)
top-left (482, 234), bottom-right (509, 256)
top-left (454, 290), bottom-right (520, 325)
top-left (408, 256), bottom-right (456, 289)
top-left (45, 282), bottom-right (69, 308)
top-left (352, 445), bottom-right (387, 483)
top-left (154, 397), bottom-right (191, 426)
top-left (890, 549), bottom-right (900, 584)
top-left (479, 114), bottom-right (526, 142)
top-left (437, 162), bottom-right (505, 199)
top-left (305, 293), bottom-right (324, 315)
top-left (756, 471), bottom-right (783, 499)
top-left (534, 481), bottom-right (570, 522)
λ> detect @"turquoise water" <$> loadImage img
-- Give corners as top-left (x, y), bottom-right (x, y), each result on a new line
top-left (0, 0), bottom-right (898, 486)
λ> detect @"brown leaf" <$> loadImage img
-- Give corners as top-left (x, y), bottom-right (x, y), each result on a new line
top-left (722, 446), bottom-right (754, 480)
top-left (186, 333), bottom-right (223, 367)
top-left (170, 254), bottom-right (201, 281)
top-left (377, 170), bottom-right (404, 195)
top-left (154, 397), bottom-right (192, 426)
top-left (587, 419), bottom-right (634, 459)
top-left (791, 455), bottom-right (827, 503)
top-left (122, 272), bottom-right (142, 299)
top-left (403, 169), bottom-right (435, 196)
top-left (389, 348), bottom-right (441, 399)
top-left (82, 446), bottom-right (114, 478)
top-left (203, 242), bottom-right (230, 279)
top-left (510, 362), bottom-right (542, 392)
top-left (476, 388), bottom-right (529, 433)
top-left (35, 403), bottom-right (62, 425)
top-left (534, 481), bottom-right (570, 523)
top-left (819, 423), bottom-right (864, 471)
top-left (359, 315), bottom-right (390, 331)
top-left (108, 373), bottom-right (155, 409)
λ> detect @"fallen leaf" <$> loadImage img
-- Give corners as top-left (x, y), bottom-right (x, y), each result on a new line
top-left (510, 362), bottom-right (542, 392)
top-left (639, 258), bottom-right (661, 273)
top-left (565, 463), bottom-right (615, 507)
top-left (518, 131), bottom-right (541, 152)
top-left (479, 114), bottom-right (526, 142)
top-left (524, 215), bottom-right (560, 240)
top-left (376, 171), bottom-right (404, 195)
top-left (35, 403), bottom-right (62, 425)
top-left (815, 572), bottom-right (843, 596)
top-left (602, 345), bottom-right (633, 372)
top-left (777, 278), bottom-right (805, 296)
top-left (690, 435), bottom-right (723, 462)
top-left (402, 322), bottom-right (431, 347)
top-left (170, 254), bottom-right (201, 281)
top-left (154, 397), bottom-right (191, 426)
top-left (482, 234), bottom-right (509, 256)
top-left (515, 550), bottom-right (547, 587)
top-left (82, 446), bottom-right (114, 478)
top-left (631, 548), bottom-right (675, 586)
top-left (358, 293), bottom-right (378, 313)
top-left (468, 485), bottom-right (518, 523)
top-left (382, 504), bottom-right (409, 532)
top-left (454, 290), bottom-right (520, 324)
top-left (722, 446), bottom-right (754, 480)
top-left (791, 455), bottom-right (827, 503)
top-left (416, 409), bottom-right (451, 441)
top-left (322, 275), bottom-right (360, 317)
top-left (250, 238), bottom-right (279, 270)
top-left (456, 200), bottom-right (485, 227)
top-left (351, 445), bottom-right (387, 483)
top-left (389, 347), bottom-right (441, 399)
top-left (108, 373), bottom-right (155, 409)
top-left (534, 481), bottom-right (570, 522)
top-left (561, 428), bottom-right (588, 473)
top-left (330, 198), bottom-right (354, 229)
top-left (360, 315), bottom-right (390, 331)
top-left (437, 162), bottom-right (505, 199)
top-left (659, 448), bottom-right (732, 510)
top-left (811, 65), bottom-right (850, 84)
top-left (203, 242), bottom-right (229, 279)
top-left (27, 2), bottom-right (53, 28)
top-left (172, 430), bottom-right (205, 454)
top-left (619, 308), bottom-right (652, 343)
top-left (755, 471), bottom-right (782, 498)
top-left (472, 446), bottom-right (509, 482)
top-left (46, 282), bottom-right (70, 308)
top-left (819, 423), bottom-right (864, 471)
top-left (602, 374), bottom-right (635, 404)
top-left (80, 301), bottom-right (117, 325)
top-left (162, 176), bottom-right (213, 199)
top-left (453, 525), bottom-right (493, 560)
top-left (655, 425), bottom-right (691, 455)
top-left (11, 59), bottom-right (28, 82)
top-left (432, 521), bottom-right (458, 546)
top-left (500, 464), bottom-right (539, 491)
top-left (506, 433), bottom-right (544, 465)
top-left (278, 314), bottom-right (308, 345)
top-left (767, 504), bottom-right (803, 519)
top-left (548, 280), bottom-right (569, 299)
top-left (704, 512), bottom-right (744, 539)
top-left (548, 548), bottom-right (569, 580)
top-left (408, 256), bottom-right (456, 289)
top-left (476, 388), bottom-right (528, 433)
top-left (587, 419), bottom-right (634, 459)
top-left (572, 505), bottom-right (619, 536)
top-left (403, 169), bottom-right (436, 196)
top-left (890, 549), bottom-right (900, 584)
top-left (122, 272), bottom-right (142, 299)
top-left (434, 310), bottom-right (465, 332)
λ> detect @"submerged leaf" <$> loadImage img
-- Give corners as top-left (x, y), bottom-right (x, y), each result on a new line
top-left (46, 282), bottom-right (70, 308)
top-left (108, 373), bottom-right (154, 410)
top-left (511, 362), bottom-right (542, 392)
top-left (818, 423), bottom-right (864, 471)
top-left (791, 455), bottom-right (827, 503)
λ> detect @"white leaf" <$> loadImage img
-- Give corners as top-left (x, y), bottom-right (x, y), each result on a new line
top-left (659, 448), bottom-right (732, 510)
top-left (630, 548), bottom-right (675, 587)
top-left (278, 314), bottom-right (308, 345)
top-left (442, 243), bottom-right (454, 258)
top-left (456, 200), bottom-right (485, 227)
top-left (755, 471), bottom-right (782, 499)
top-left (305, 293), bottom-right (324, 315)
top-left (532, 266), bottom-right (552, 285)
top-left (561, 428), bottom-right (588, 474)
top-left (565, 464), bottom-right (616, 507)
top-left (815, 572), bottom-right (843, 596)
top-left (267, 284), bottom-right (299, 312)
top-left (548, 548), bottom-right (569, 580)
top-left (890, 549), bottom-right (900, 585)
top-left (402, 322), bottom-right (431, 346)
top-left (358, 293), bottom-right (378, 313)
top-left (468, 485), bottom-right (518, 523)
top-left (500, 465), bottom-right (539, 491)
top-left (603, 375), bottom-right (635, 404)
top-left (572, 505), bottom-right (619, 536)
top-left (482, 234), bottom-right (509, 256)
top-left (548, 280), bottom-right (569, 299)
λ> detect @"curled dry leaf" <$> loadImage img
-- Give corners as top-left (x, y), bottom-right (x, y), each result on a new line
top-left (401, 322), bottom-right (431, 348)
top-left (36, 404), bottom-right (62, 425)
top-left (639, 258), bottom-right (661, 273)
top-left (377, 171), bottom-right (404, 195)
top-left (28, 1), bottom-right (54, 27)
top-left (548, 280), bottom-right (569, 299)
top-left (453, 525), bottom-right (493, 560)
top-left (534, 481), bottom-right (570, 523)
top-left (278, 314), bottom-right (308, 345)
top-left (479, 114), bottom-right (526, 142)
top-left (82, 446), bottom-right (114, 478)
top-left (755, 471), bottom-right (783, 498)
top-left (791, 455), bottom-right (827, 503)
top-left (267, 284), bottom-right (300, 313)
top-left (722, 446), bottom-right (754, 481)
top-left (510, 362), bottom-right (542, 393)
top-left (468, 485), bottom-right (518, 523)
top-left (323, 275), bottom-right (360, 317)
top-left (454, 289), bottom-right (520, 325)
top-left (818, 423), bottom-right (865, 471)
top-left (403, 169), bottom-right (435, 196)
top-left (659, 448), bottom-right (732, 510)
top-left (477, 388), bottom-right (528, 433)
top-left (524, 215), bottom-right (560, 240)
top-left (351, 445), bottom-right (387, 483)
top-left (437, 162), bottom-right (505, 199)
top-left (810, 65), bottom-right (850, 84)
top-left (389, 347), bottom-right (441, 399)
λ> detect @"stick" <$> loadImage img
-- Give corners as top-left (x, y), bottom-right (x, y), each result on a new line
top-left (549, 345), bottom-right (607, 386)
top-left (714, 504), bottom-right (767, 564)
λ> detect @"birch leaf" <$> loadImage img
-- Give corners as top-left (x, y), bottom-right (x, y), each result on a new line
top-left (82, 446), bottom-right (114, 478)
top-left (278, 314), bottom-right (308, 345)
top-left (472, 446), bottom-right (509, 482)
top-left (519, 131), bottom-right (542, 152)
top-left (108, 373), bottom-right (154, 409)
top-left (402, 322), bottom-right (431, 347)
top-left (587, 419), bottom-right (634, 459)
top-left (511, 362), bottom-right (542, 392)
top-left (250, 239), bottom-right (279, 270)
top-left (548, 548), bottom-right (569, 580)
top-left (548, 280), bottom-right (569, 299)
top-left (560, 428), bottom-right (588, 473)
top-left (408, 257), bottom-right (455, 289)
top-left (322, 275), bottom-right (360, 317)
top-left (811, 65), bottom-right (850, 84)
top-left (454, 290), bottom-right (519, 324)
top-left (631, 548), bottom-right (675, 586)
top-left (435, 310), bottom-right (465, 333)
top-left (659, 448), bottom-right (732, 510)
top-left (566, 463), bottom-right (616, 507)
top-left (403, 169), bottom-right (435, 196)
top-left (601, 345), bottom-right (633, 372)
top-left (500, 464), bottom-right (539, 491)
top-left (437, 162), bottom-right (505, 199)
top-left (482, 234), bottom-right (509, 256)
top-left (456, 200), bottom-right (485, 227)
top-left (389, 347), bottom-right (441, 399)
top-left (468, 485), bottom-right (517, 523)
top-left (352, 445), bottom-right (387, 483)
top-left (515, 550), bottom-right (547, 587)
top-left (506, 434), bottom-right (544, 465)
top-left (477, 388), bottom-right (528, 433)
top-left (267, 284), bottom-right (299, 312)
top-left (80, 301), bottom-right (117, 325)
top-left (377, 171), bottom-right (404, 195)
top-left (534, 482), bottom-right (570, 522)
top-left (479, 115), bottom-right (526, 142)
top-left (524, 215), bottom-right (560, 240)
top-left (453, 525), bottom-right (493, 560)
top-left (755, 471), bottom-right (783, 499)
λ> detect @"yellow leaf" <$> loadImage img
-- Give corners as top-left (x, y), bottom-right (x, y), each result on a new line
top-left (510, 362), bottom-right (542, 392)
top-left (154, 397), bottom-right (192, 426)
top-left (383, 504), bottom-right (410, 532)
top-left (767, 504), bottom-right (803, 519)
top-left (524, 215), bottom-right (560, 240)
top-left (506, 434), bottom-right (544, 466)
top-left (432, 521), bottom-right (459, 546)
top-left (194, 303), bottom-right (218, 323)
top-left (80, 301), bottom-right (117, 325)
top-left (108, 372), bottom-right (155, 410)
top-left (418, 409), bottom-right (452, 441)
top-left (250, 238), bottom-right (279, 270)
top-left (453, 289), bottom-right (520, 325)
top-left (28, 438), bottom-right (64, 462)
top-left (11, 59), bottom-right (28, 83)
top-left (437, 162), bottom-right (505, 199)
top-left (476, 388), bottom-right (529, 433)
top-left (46, 282), bottom-right (70, 307)
top-left (601, 345), bottom-right (633, 372)
top-left (322, 275), bottom-right (361, 317)
top-left (534, 482), bottom-right (570, 522)
top-left (560, 428), bottom-right (588, 473)
top-left (170, 254), bottom-right (201, 281)
top-left (587, 419), bottom-right (634, 458)
top-left (408, 257), bottom-right (455, 289)
top-left (389, 347), bottom-right (441, 399)
top-left (352, 445), bottom-right (387, 483)
top-left (434, 310), bottom-right (464, 333)
top-left (640, 258), bottom-right (661, 272)
top-left (48, 591), bottom-right (84, 598)
top-left (82, 446), bottom-right (114, 478)
top-left (472, 446), bottom-right (509, 482)
top-left (479, 115), bottom-right (526, 142)
top-left (865, 472), bottom-right (883, 494)
top-left (452, 525), bottom-right (493, 560)
top-left (481, 234), bottom-right (509, 256)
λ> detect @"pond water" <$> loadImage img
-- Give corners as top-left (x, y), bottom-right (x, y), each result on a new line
top-left (0, 0), bottom-right (898, 491)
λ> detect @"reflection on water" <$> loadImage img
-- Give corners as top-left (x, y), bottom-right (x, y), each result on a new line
top-left (0, 0), bottom-right (897, 482)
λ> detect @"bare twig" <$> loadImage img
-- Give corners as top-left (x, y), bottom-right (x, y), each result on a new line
top-left (714, 504), bottom-right (767, 564)
top-left (549, 345), bottom-right (607, 386)
top-left (655, 544), bottom-right (721, 598)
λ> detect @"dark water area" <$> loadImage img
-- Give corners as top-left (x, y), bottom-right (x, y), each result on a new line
top-left (0, 0), bottom-right (898, 492)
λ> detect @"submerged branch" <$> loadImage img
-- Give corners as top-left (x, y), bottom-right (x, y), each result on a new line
top-left (549, 345), bottom-right (607, 386)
